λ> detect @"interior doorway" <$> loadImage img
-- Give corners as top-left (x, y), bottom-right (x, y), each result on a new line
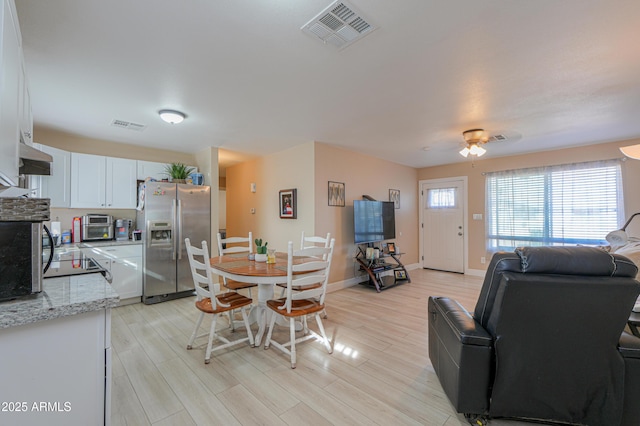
top-left (419, 178), bottom-right (467, 273)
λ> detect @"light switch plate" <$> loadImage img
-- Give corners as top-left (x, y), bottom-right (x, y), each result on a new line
top-left (473, 213), bottom-right (483, 220)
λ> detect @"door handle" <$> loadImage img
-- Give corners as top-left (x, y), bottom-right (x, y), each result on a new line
top-left (172, 199), bottom-right (177, 260)
top-left (177, 200), bottom-right (183, 260)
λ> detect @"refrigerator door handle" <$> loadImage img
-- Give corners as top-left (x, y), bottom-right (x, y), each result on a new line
top-left (172, 199), bottom-right (177, 260)
top-left (177, 199), bottom-right (183, 260)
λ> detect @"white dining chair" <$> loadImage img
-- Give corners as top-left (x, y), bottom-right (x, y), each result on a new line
top-left (185, 238), bottom-right (254, 364)
top-left (216, 231), bottom-right (258, 297)
top-left (277, 231), bottom-right (332, 318)
top-left (264, 238), bottom-right (335, 369)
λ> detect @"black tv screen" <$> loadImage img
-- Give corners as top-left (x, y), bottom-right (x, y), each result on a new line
top-left (353, 200), bottom-right (396, 244)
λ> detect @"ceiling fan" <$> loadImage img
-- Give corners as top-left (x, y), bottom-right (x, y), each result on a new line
top-left (458, 128), bottom-right (508, 158)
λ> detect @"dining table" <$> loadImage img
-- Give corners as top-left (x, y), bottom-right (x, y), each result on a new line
top-left (209, 252), bottom-right (315, 346)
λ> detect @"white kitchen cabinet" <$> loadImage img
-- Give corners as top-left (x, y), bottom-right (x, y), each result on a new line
top-left (137, 160), bottom-right (168, 181)
top-left (18, 53), bottom-right (32, 145)
top-left (83, 244), bottom-right (143, 302)
top-left (70, 153), bottom-right (137, 208)
top-left (0, 308), bottom-right (110, 426)
top-left (31, 144), bottom-right (71, 207)
top-left (0, 0), bottom-right (21, 185)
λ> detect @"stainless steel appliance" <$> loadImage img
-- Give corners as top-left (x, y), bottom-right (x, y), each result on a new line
top-left (114, 219), bottom-right (130, 241)
top-left (137, 182), bottom-right (210, 304)
top-left (0, 221), bottom-right (51, 301)
top-left (82, 214), bottom-right (114, 241)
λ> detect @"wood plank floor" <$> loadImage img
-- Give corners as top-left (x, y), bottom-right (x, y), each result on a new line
top-left (111, 269), bottom-right (535, 425)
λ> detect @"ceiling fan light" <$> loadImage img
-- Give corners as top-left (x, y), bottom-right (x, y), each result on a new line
top-left (459, 147), bottom-right (470, 157)
top-left (620, 144), bottom-right (640, 159)
top-left (476, 145), bottom-right (487, 156)
top-left (159, 109), bottom-right (186, 124)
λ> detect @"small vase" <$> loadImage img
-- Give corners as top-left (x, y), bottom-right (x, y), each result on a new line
top-left (255, 253), bottom-right (267, 262)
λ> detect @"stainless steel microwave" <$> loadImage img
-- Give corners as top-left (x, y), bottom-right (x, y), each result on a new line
top-left (81, 214), bottom-right (114, 241)
top-left (0, 222), bottom-right (46, 301)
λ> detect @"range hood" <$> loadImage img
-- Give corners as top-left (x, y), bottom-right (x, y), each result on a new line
top-left (19, 143), bottom-right (52, 176)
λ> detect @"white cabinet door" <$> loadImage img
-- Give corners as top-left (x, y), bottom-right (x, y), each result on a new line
top-left (36, 144), bottom-right (71, 207)
top-left (18, 54), bottom-right (32, 145)
top-left (70, 153), bottom-right (106, 208)
top-left (106, 157), bottom-right (137, 208)
top-left (0, 0), bottom-right (21, 185)
top-left (110, 256), bottom-right (142, 299)
top-left (137, 160), bottom-right (168, 181)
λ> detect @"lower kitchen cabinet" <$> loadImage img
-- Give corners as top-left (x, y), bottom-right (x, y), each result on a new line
top-left (0, 308), bottom-right (111, 426)
top-left (83, 244), bottom-right (142, 302)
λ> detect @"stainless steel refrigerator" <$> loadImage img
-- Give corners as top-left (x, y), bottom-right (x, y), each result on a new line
top-left (137, 182), bottom-right (210, 304)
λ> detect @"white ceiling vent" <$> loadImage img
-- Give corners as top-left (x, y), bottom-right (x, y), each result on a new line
top-left (301, 1), bottom-right (376, 49)
top-left (111, 119), bottom-right (146, 132)
top-left (488, 134), bottom-right (507, 142)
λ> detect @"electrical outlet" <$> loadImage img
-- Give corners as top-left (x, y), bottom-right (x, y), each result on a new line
top-left (480, 256), bottom-right (486, 264)
top-left (250, 208), bottom-right (255, 214)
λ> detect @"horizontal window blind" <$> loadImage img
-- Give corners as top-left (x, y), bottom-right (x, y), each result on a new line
top-left (486, 160), bottom-right (623, 250)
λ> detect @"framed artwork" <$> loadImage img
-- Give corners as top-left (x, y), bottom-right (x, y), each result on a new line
top-left (387, 242), bottom-right (396, 254)
top-left (389, 189), bottom-right (400, 209)
top-left (394, 269), bottom-right (407, 280)
top-left (328, 181), bottom-right (345, 207)
top-left (279, 188), bottom-right (297, 219)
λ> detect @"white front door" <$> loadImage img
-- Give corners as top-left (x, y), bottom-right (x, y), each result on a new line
top-left (421, 179), bottom-right (465, 273)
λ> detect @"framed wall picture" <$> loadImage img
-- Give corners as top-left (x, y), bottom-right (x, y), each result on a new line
top-left (279, 188), bottom-right (297, 219)
top-left (328, 181), bottom-right (345, 207)
top-left (389, 189), bottom-right (400, 209)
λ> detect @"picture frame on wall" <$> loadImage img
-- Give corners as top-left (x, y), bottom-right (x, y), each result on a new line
top-left (279, 188), bottom-right (297, 219)
top-left (389, 189), bottom-right (400, 209)
top-left (328, 181), bottom-right (345, 207)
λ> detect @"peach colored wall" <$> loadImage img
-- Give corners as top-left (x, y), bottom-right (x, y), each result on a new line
top-left (226, 142), bottom-right (418, 284)
top-left (314, 143), bottom-right (419, 283)
top-left (418, 138), bottom-right (640, 271)
top-left (225, 143), bottom-right (315, 256)
top-left (34, 126), bottom-right (196, 164)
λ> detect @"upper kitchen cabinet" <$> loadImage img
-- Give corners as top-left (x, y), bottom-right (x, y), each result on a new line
top-left (18, 57), bottom-right (32, 145)
top-left (137, 160), bottom-right (168, 181)
top-left (70, 153), bottom-right (137, 208)
top-left (31, 144), bottom-right (71, 207)
top-left (0, 0), bottom-right (22, 185)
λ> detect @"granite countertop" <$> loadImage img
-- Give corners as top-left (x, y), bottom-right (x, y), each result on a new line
top-left (0, 274), bottom-right (119, 329)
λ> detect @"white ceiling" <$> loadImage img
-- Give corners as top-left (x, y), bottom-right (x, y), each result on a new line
top-left (15, 0), bottom-right (640, 171)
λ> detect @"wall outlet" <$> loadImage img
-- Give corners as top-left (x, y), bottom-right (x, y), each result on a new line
top-left (250, 208), bottom-right (255, 214)
top-left (480, 256), bottom-right (486, 264)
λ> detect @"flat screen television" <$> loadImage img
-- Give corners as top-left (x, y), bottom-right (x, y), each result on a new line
top-left (353, 200), bottom-right (396, 244)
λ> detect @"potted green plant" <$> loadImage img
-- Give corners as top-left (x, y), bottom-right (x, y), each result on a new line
top-left (254, 238), bottom-right (268, 262)
top-left (164, 163), bottom-right (195, 183)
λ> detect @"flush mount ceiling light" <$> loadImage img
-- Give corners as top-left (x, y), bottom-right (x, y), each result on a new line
top-left (159, 110), bottom-right (186, 124)
top-left (459, 128), bottom-right (489, 158)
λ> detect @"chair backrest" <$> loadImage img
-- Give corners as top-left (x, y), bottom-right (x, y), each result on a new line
top-left (300, 231), bottom-right (331, 260)
top-left (300, 231), bottom-right (331, 250)
top-left (217, 231), bottom-right (253, 255)
top-left (279, 238), bottom-right (335, 313)
top-left (185, 238), bottom-right (223, 308)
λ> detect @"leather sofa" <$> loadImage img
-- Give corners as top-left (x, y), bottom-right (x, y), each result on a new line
top-left (428, 246), bottom-right (640, 425)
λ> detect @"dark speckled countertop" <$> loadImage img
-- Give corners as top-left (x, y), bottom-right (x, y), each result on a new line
top-left (0, 274), bottom-right (119, 329)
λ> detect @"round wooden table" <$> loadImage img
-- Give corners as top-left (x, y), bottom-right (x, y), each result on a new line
top-left (210, 252), bottom-right (312, 346)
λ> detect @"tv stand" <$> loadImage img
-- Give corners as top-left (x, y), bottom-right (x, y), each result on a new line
top-left (355, 245), bottom-right (410, 292)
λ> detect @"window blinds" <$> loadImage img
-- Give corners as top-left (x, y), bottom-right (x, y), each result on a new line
top-left (486, 160), bottom-right (623, 250)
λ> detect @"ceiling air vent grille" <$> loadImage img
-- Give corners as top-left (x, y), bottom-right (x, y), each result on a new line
top-left (488, 134), bottom-right (507, 142)
top-left (110, 119), bottom-right (146, 132)
top-left (301, 1), bottom-right (376, 49)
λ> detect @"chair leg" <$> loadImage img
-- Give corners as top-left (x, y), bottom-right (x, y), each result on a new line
top-left (228, 309), bottom-right (236, 332)
top-left (187, 311), bottom-right (205, 350)
top-left (264, 310), bottom-right (278, 349)
top-left (241, 306), bottom-right (255, 347)
top-left (321, 308), bottom-right (328, 319)
top-left (205, 313), bottom-right (219, 364)
top-left (314, 313), bottom-right (332, 354)
top-left (289, 317), bottom-right (297, 369)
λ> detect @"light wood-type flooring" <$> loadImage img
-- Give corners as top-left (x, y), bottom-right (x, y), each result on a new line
top-left (111, 268), bottom-right (537, 425)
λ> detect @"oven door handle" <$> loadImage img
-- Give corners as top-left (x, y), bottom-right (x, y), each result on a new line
top-left (43, 224), bottom-right (54, 273)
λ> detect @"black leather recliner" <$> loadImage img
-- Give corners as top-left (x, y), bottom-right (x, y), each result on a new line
top-left (428, 246), bottom-right (640, 425)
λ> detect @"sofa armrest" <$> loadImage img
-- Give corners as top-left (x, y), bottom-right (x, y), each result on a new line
top-left (428, 296), bottom-right (493, 415)
top-left (430, 297), bottom-right (492, 346)
top-left (619, 330), bottom-right (640, 359)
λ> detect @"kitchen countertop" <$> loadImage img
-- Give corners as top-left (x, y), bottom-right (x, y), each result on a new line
top-left (0, 274), bottom-right (119, 329)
